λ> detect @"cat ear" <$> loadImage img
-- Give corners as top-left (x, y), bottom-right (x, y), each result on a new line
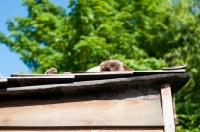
top-left (123, 65), bottom-right (134, 71)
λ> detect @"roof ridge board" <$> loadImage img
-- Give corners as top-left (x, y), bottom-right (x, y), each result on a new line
top-left (0, 73), bottom-right (190, 97)
top-left (10, 69), bottom-right (185, 77)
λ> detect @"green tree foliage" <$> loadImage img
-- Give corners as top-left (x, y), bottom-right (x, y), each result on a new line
top-left (0, 0), bottom-right (200, 131)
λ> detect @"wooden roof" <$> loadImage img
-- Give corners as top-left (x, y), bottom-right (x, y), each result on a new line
top-left (0, 68), bottom-right (190, 99)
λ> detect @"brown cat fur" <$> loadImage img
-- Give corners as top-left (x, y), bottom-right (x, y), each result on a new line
top-left (44, 67), bottom-right (57, 74)
top-left (100, 60), bottom-right (133, 71)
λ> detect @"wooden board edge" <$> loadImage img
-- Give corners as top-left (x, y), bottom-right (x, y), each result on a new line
top-left (0, 100), bottom-right (164, 127)
top-left (0, 127), bottom-right (164, 132)
top-left (161, 84), bottom-right (175, 132)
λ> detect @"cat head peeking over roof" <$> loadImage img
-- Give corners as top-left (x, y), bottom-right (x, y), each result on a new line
top-left (100, 60), bottom-right (133, 72)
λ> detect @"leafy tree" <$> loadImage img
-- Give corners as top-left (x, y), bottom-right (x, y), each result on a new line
top-left (0, 0), bottom-right (200, 131)
top-left (0, 0), bottom-right (167, 73)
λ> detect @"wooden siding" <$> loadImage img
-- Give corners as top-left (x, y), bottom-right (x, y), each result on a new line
top-left (0, 100), bottom-right (163, 127)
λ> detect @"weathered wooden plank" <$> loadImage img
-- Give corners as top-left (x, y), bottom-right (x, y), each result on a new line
top-left (74, 70), bottom-right (185, 81)
top-left (0, 78), bottom-right (8, 88)
top-left (0, 81), bottom-right (161, 100)
top-left (173, 99), bottom-right (178, 125)
top-left (0, 128), bottom-right (164, 132)
top-left (0, 79), bottom-right (7, 84)
top-left (11, 72), bottom-right (134, 82)
top-left (161, 84), bottom-right (175, 132)
top-left (0, 73), bottom-right (190, 99)
top-left (7, 76), bottom-right (74, 87)
top-left (74, 72), bottom-right (133, 81)
top-left (11, 69), bottom-right (185, 82)
top-left (11, 74), bottom-right (73, 77)
top-left (162, 65), bottom-right (186, 70)
top-left (0, 100), bottom-right (164, 127)
top-left (132, 69), bottom-right (185, 76)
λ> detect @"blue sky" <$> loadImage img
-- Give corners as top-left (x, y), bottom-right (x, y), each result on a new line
top-left (0, 0), bottom-right (69, 77)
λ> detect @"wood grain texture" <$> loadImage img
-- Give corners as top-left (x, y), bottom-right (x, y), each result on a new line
top-left (0, 128), bottom-right (164, 132)
top-left (0, 82), bottom-right (161, 100)
top-left (7, 76), bottom-right (74, 87)
top-left (0, 100), bottom-right (163, 127)
top-left (173, 99), bottom-right (178, 125)
top-left (161, 84), bottom-right (175, 132)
